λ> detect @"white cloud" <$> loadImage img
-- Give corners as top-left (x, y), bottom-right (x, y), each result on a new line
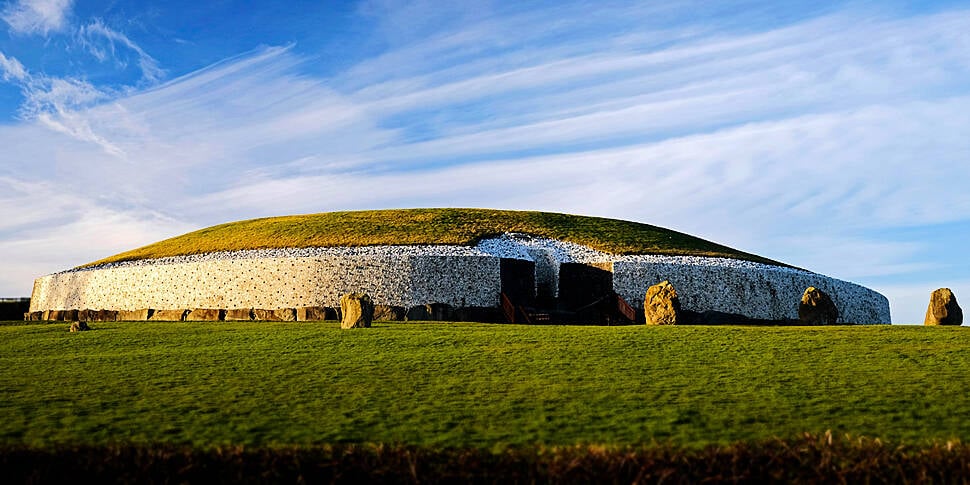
top-left (1, 0), bottom-right (72, 35)
top-left (2, 4), bottom-right (970, 318)
top-left (77, 19), bottom-right (165, 84)
top-left (0, 176), bottom-right (194, 296)
top-left (0, 51), bottom-right (27, 81)
top-left (19, 76), bottom-right (121, 155)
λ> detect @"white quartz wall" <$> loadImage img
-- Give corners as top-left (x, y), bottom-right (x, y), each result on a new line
top-left (611, 257), bottom-right (890, 324)
top-left (30, 255), bottom-right (501, 311)
top-left (29, 235), bottom-right (891, 324)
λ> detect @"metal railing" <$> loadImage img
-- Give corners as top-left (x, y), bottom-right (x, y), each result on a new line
top-left (500, 292), bottom-right (516, 324)
top-left (615, 293), bottom-right (636, 323)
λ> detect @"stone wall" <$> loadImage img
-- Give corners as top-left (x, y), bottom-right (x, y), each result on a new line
top-left (611, 257), bottom-right (890, 324)
top-left (30, 255), bottom-right (500, 312)
top-left (29, 239), bottom-right (891, 324)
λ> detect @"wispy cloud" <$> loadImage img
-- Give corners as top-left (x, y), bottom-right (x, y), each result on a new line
top-left (0, 176), bottom-right (194, 295)
top-left (77, 19), bottom-right (165, 84)
top-left (1, 0), bottom-right (72, 35)
top-left (0, 60), bottom-right (122, 156)
top-left (1, 3), bottom-right (969, 310)
top-left (0, 51), bottom-right (27, 81)
top-left (0, 12), bottom-right (164, 157)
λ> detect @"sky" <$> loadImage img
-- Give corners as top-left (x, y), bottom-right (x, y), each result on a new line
top-left (1, 0), bottom-right (968, 324)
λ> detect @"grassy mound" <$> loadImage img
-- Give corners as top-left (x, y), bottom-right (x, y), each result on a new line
top-left (83, 208), bottom-right (780, 267)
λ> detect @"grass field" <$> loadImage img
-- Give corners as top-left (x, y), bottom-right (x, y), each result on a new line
top-left (83, 208), bottom-right (782, 267)
top-left (2, 320), bottom-right (968, 450)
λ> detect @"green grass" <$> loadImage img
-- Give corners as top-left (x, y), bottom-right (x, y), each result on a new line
top-left (2, 321), bottom-right (969, 450)
top-left (82, 208), bottom-right (782, 267)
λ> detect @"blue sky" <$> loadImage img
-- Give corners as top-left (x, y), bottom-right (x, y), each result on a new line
top-left (1, 0), bottom-right (968, 324)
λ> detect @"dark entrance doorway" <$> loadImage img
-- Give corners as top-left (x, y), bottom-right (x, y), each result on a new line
top-left (500, 258), bottom-right (535, 305)
top-left (557, 262), bottom-right (614, 311)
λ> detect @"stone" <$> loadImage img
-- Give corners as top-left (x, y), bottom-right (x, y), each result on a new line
top-left (798, 287), bottom-right (839, 325)
top-left (373, 305), bottom-right (406, 321)
top-left (69, 321), bottom-right (90, 332)
top-left (185, 309), bottom-right (224, 321)
top-left (405, 303), bottom-right (455, 321)
top-left (405, 305), bottom-right (430, 321)
top-left (48, 309), bottom-right (79, 321)
top-left (644, 281), bottom-right (681, 325)
top-left (340, 293), bottom-right (374, 329)
top-left (77, 309), bottom-right (96, 321)
top-left (117, 309), bottom-right (153, 321)
top-left (924, 288), bottom-right (963, 326)
top-left (224, 309), bottom-right (253, 321)
top-left (297, 306), bottom-right (337, 321)
top-left (253, 308), bottom-right (296, 321)
top-left (151, 309), bottom-right (187, 321)
top-left (97, 310), bottom-right (118, 322)
top-left (28, 311), bottom-right (44, 321)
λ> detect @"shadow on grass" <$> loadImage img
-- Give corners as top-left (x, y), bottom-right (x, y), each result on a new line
top-left (3, 433), bottom-right (969, 484)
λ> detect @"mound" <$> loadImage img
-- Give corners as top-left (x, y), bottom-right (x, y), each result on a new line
top-left (82, 208), bottom-right (781, 268)
top-left (29, 209), bottom-right (891, 325)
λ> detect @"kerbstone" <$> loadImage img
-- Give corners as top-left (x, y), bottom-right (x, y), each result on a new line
top-left (297, 306), bottom-right (336, 321)
top-left (152, 309), bottom-right (187, 321)
top-left (253, 308), bottom-right (296, 321)
top-left (373, 305), bottom-right (406, 321)
top-left (117, 309), bottom-right (153, 321)
top-left (224, 309), bottom-right (253, 321)
top-left (186, 309), bottom-right (223, 321)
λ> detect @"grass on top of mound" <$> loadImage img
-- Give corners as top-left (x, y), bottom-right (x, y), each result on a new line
top-left (82, 208), bottom-right (781, 267)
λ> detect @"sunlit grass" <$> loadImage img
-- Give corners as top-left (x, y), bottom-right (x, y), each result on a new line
top-left (2, 321), bottom-right (968, 449)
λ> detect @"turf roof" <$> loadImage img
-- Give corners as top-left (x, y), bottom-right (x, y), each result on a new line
top-left (82, 208), bottom-right (784, 267)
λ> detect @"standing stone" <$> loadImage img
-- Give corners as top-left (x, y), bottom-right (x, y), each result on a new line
top-left (924, 288), bottom-right (963, 326)
top-left (340, 293), bottom-right (374, 329)
top-left (69, 321), bottom-right (90, 332)
top-left (798, 287), bottom-right (839, 325)
top-left (644, 281), bottom-right (681, 326)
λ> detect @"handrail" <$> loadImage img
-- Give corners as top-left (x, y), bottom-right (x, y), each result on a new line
top-left (571, 295), bottom-right (609, 314)
top-left (500, 292), bottom-right (515, 324)
top-left (517, 305), bottom-right (533, 325)
top-left (615, 293), bottom-right (636, 323)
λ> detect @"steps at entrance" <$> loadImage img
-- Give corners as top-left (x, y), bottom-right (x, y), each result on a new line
top-left (527, 312), bottom-right (551, 324)
top-left (500, 291), bottom-right (636, 325)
